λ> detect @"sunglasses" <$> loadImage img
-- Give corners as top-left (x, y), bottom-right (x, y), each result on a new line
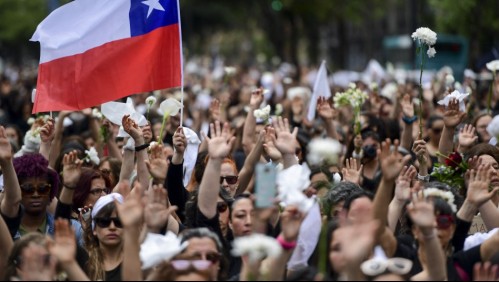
top-left (217, 202), bottom-right (228, 213)
top-left (220, 175), bottom-right (238, 185)
top-left (190, 252), bottom-right (222, 264)
top-left (436, 214), bottom-right (454, 229)
top-left (89, 188), bottom-right (108, 196)
top-left (361, 257), bottom-right (413, 276)
top-left (171, 260), bottom-right (212, 271)
top-left (20, 183), bottom-right (51, 196)
top-left (94, 217), bottom-right (123, 228)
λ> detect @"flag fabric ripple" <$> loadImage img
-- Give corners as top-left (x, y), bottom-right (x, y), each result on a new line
top-left (30, 0), bottom-right (182, 113)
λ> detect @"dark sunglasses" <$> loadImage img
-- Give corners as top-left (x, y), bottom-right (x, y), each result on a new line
top-left (217, 202), bottom-right (228, 213)
top-left (220, 175), bottom-right (238, 185)
top-left (436, 214), bottom-right (454, 229)
top-left (94, 217), bottom-right (123, 228)
top-left (89, 188), bottom-right (108, 196)
top-left (20, 183), bottom-right (51, 196)
top-left (191, 252), bottom-right (222, 264)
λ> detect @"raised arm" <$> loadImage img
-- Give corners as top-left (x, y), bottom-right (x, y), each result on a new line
top-left (0, 210), bottom-right (13, 280)
top-left (242, 88), bottom-right (264, 155)
top-left (388, 166), bottom-right (417, 232)
top-left (198, 121), bottom-right (235, 219)
top-left (39, 118), bottom-right (55, 161)
top-left (412, 139), bottom-right (431, 181)
top-left (457, 124), bottom-right (478, 155)
top-left (0, 126), bottom-right (21, 218)
top-left (122, 115), bottom-right (149, 194)
top-left (235, 130), bottom-right (264, 196)
top-left (438, 99), bottom-right (465, 163)
top-left (144, 185), bottom-right (179, 235)
top-left (316, 97), bottom-right (339, 140)
top-left (272, 117), bottom-right (298, 169)
top-left (55, 151), bottom-right (83, 220)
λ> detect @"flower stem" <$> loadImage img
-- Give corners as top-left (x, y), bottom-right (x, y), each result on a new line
top-left (158, 113), bottom-right (169, 144)
top-left (418, 43), bottom-right (425, 140)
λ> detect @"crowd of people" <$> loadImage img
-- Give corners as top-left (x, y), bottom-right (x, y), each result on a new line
top-left (0, 56), bottom-right (499, 281)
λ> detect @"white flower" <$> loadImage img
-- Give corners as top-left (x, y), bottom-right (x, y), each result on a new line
top-left (275, 104), bottom-right (283, 116)
top-left (158, 98), bottom-right (183, 117)
top-left (423, 188), bottom-right (457, 212)
top-left (224, 66), bottom-right (236, 76)
top-left (92, 108), bottom-right (103, 120)
top-left (411, 27), bottom-right (437, 46)
top-left (253, 105), bottom-right (271, 121)
top-left (445, 74), bottom-right (455, 87)
top-left (84, 147), bottom-right (100, 166)
top-left (149, 141), bottom-right (159, 149)
top-left (277, 164), bottom-right (315, 213)
top-left (27, 117), bottom-right (35, 125)
top-left (140, 232), bottom-right (188, 270)
top-left (231, 234), bottom-right (282, 262)
top-left (333, 173), bottom-right (342, 184)
top-left (427, 47), bottom-right (436, 58)
top-left (437, 90), bottom-right (469, 112)
top-left (487, 115), bottom-right (499, 140)
top-left (146, 96), bottom-right (157, 107)
top-left (486, 60), bottom-right (499, 72)
top-left (307, 138), bottom-right (342, 165)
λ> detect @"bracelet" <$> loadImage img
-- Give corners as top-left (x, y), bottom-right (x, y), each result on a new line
top-left (63, 183), bottom-right (77, 190)
top-left (277, 235), bottom-right (297, 250)
top-left (134, 143), bottom-right (150, 152)
top-left (417, 173), bottom-right (430, 182)
top-left (402, 115), bottom-right (418, 124)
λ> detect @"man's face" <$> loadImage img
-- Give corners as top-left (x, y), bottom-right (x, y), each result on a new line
top-left (20, 177), bottom-right (52, 216)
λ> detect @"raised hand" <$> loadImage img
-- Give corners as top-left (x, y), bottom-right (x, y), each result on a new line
top-left (379, 139), bottom-right (412, 182)
top-left (334, 220), bottom-right (379, 266)
top-left (145, 143), bottom-right (168, 181)
top-left (466, 164), bottom-right (499, 208)
top-left (458, 124), bottom-right (478, 148)
top-left (19, 243), bottom-right (57, 281)
top-left (209, 99), bottom-right (222, 122)
top-left (316, 97), bottom-right (336, 121)
top-left (407, 192), bottom-right (436, 230)
top-left (394, 166), bottom-right (417, 203)
top-left (62, 150), bottom-right (83, 188)
top-left (249, 88), bottom-right (264, 108)
top-left (272, 117), bottom-right (298, 156)
top-left (262, 126), bottom-right (282, 161)
top-left (144, 185), bottom-right (177, 232)
top-left (49, 219), bottom-right (77, 265)
top-left (172, 127), bottom-right (187, 155)
top-left (39, 118), bottom-right (55, 144)
top-left (442, 98), bottom-right (466, 128)
top-left (122, 115), bottom-right (143, 141)
top-left (0, 126), bottom-right (13, 163)
top-left (412, 139), bottom-right (431, 168)
top-left (342, 158), bottom-right (363, 185)
top-left (115, 190), bottom-right (144, 228)
top-left (473, 262), bottom-right (499, 281)
top-left (203, 121), bottom-right (235, 159)
top-left (400, 94), bottom-right (414, 118)
top-left (279, 205), bottom-right (305, 242)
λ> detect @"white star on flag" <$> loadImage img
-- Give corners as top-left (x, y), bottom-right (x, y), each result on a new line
top-left (142, 0), bottom-right (165, 18)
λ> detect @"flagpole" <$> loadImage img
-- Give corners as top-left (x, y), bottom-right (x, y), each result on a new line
top-left (176, 0), bottom-right (184, 128)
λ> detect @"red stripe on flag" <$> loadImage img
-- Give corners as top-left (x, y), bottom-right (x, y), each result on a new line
top-left (33, 24), bottom-right (182, 113)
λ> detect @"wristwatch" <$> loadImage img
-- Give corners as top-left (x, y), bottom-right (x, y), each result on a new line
top-left (417, 173), bottom-right (430, 182)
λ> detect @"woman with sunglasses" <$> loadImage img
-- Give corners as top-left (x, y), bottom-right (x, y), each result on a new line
top-left (55, 150), bottom-right (112, 246)
top-left (83, 193), bottom-right (125, 281)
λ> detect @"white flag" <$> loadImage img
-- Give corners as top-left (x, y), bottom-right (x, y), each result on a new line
top-left (307, 60), bottom-right (331, 121)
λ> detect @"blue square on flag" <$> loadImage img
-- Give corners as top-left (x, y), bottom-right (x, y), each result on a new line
top-left (129, 0), bottom-right (179, 37)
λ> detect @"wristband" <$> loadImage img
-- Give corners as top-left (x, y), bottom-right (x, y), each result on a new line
top-left (134, 143), bottom-right (150, 152)
top-left (277, 235), bottom-right (297, 250)
top-left (417, 173), bottom-right (430, 182)
top-left (402, 115), bottom-right (418, 124)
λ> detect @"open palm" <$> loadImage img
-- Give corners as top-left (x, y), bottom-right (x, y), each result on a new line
top-left (272, 117), bottom-right (298, 155)
top-left (205, 121), bottom-right (235, 159)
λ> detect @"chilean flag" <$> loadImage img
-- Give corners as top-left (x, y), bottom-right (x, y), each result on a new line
top-left (30, 0), bottom-right (182, 113)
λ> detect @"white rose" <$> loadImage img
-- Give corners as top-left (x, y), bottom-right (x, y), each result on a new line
top-left (411, 27), bottom-right (437, 46)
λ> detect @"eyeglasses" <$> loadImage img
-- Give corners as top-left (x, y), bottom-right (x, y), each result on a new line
top-left (436, 214), bottom-right (454, 229)
top-left (89, 188), bottom-right (108, 196)
top-left (190, 252), bottom-right (222, 264)
top-left (361, 257), bottom-right (413, 276)
top-left (220, 175), bottom-right (238, 185)
top-left (94, 217), bottom-right (123, 228)
top-left (217, 202), bottom-right (228, 213)
top-left (171, 260), bottom-right (212, 271)
top-left (20, 183), bottom-right (51, 196)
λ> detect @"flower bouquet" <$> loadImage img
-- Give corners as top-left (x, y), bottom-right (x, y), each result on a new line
top-left (431, 151), bottom-right (467, 192)
top-left (333, 83), bottom-right (368, 135)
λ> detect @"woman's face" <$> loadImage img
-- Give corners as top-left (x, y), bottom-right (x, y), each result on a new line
top-left (20, 177), bottom-right (52, 216)
top-left (476, 115), bottom-right (492, 143)
top-left (93, 210), bottom-right (123, 247)
top-left (84, 178), bottom-right (108, 207)
top-left (362, 137), bottom-right (379, 162)
top-left (413, 214), bottom-right (456, 250)
top-left (220, 163), bottom-right (238, 196)
top-left (99, 161), bottom-right (115, 186)
top-left (478, 155), bottom-right (499, 187)
top-left (5, 127), bottom-right (19, 145)
top-left (428, 120), bottom-right (444, 143)
top-left (182, 237), bottom-right (220, 280)
top-left (329, 229), bottom-right (346, 273)
top-left (230, 198), bottom-right (253, 237)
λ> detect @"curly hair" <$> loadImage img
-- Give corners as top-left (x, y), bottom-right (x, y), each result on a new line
top-left (13, 153), bottom-right (59, 200)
